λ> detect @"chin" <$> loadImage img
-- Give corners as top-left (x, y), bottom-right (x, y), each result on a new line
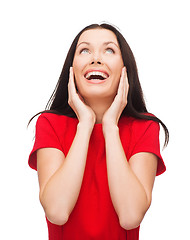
top-left (81, 88), bottom-right (116, 101)
top-left (76, 78), bottom-right (119, 100)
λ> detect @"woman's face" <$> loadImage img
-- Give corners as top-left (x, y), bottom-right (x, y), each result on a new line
top-left (72, 28), bottom-right (124, 101)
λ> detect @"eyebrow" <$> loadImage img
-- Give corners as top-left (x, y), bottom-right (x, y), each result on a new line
top-left (76, 41), bottom-right (119, 49)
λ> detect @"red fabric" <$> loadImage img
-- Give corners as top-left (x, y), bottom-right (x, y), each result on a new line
top-left (28, 113), bottom-right (166, 240)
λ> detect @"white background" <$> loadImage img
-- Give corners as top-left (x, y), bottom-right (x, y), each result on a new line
top-left (1, 0), bottom-right (189, 239)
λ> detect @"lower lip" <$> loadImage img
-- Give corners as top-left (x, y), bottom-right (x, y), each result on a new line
top-left (85, 78), bottom-right (108, 84)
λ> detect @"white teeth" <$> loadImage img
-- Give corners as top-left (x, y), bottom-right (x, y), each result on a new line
top-left (85, 71), bottom-right (108, 79)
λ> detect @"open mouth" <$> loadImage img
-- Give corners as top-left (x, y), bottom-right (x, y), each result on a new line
top-left (84, 71), bottom-right (109, 81)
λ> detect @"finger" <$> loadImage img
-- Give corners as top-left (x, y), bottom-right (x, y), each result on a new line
top-left (117, 67), bottom-right (125, 96)
top-left (125, 68), bottom-right (129, 98)
top-left (69, 67), bottom-right (77, 94)
top-left (122, 67), bottom-right (127, 97)
top-left (125, 68), bottom-right (129, 97)
top-left (69, 67), bottom-right (85, 106)
top-left (68, 67), bottom-right (78, 108)
top-left (119, 67), bottom-right (128, 107)
top-left (68, 67), bottom-right (80, 117)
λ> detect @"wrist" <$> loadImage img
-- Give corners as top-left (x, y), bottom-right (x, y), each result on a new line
top-left (103, 123), bottom-right (119, 138)
top-left (77, 121), bottom-right (95, 133)
top-left (79, 113), bottom-right (96, 128)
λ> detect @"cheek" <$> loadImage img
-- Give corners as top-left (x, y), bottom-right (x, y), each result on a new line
top-left (110, 66), bottom-right (123, 91)
top-left (72, 60), bottom-right (81, 82)
top-left (73, 54), bottom-right (89, 69)
top-left (73, 58), bottom-right (87, 84)
top-left (112, 67), bottom-right (122, 83)
top-left (72, 68), bottom-right (84, 93)
top-left (108, 56), bottom-right (123, 73)
top-left (72, 58), bottom-right (80, 75)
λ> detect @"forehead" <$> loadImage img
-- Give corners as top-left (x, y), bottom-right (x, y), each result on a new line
top-left (77, 28), bottom-right (118, 46)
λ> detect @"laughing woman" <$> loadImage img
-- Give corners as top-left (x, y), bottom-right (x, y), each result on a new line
top-left (28, 23), bottom-right (169, 240)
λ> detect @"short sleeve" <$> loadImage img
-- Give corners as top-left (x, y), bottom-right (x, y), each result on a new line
top-left (28, 114), bottom-right (63, 171)
top-left (131, 121), bottom-right (166, 176)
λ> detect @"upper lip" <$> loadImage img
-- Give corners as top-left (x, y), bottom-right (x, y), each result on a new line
top-left (84, 69), bottom-right (109, 79)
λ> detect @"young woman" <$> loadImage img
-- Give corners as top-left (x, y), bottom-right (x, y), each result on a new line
top-left (28, 23), bottom-right (169, 240)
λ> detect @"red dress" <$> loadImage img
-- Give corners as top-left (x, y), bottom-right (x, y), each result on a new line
top-left (29, 113), bottom-right (166, 240)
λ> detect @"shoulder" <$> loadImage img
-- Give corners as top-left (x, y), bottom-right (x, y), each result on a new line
top-left (119, 114), bottom-right (160, 137)
top-left (120, 113), bottom-right (159, 126)
top-left (38, 112), bottom-right (68, 122)
top-left (119, 114), bottom-right (165, 176)
top-left (37, 112), bottom-right (78, 128)
top-left (35, 113), bottom-right (79, 141)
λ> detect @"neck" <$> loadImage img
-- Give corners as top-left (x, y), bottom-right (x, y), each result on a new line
top-left (84, 97), bottom-right (113, 124)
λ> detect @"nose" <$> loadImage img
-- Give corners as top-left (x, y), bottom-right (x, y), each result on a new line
top-left (91, 60), bottom-right (101, 65)
top-left (90, 53), bottom-right (102, 65)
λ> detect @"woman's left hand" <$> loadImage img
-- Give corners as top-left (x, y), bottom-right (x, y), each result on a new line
top-left (102, 66), bottom-right (129, 133)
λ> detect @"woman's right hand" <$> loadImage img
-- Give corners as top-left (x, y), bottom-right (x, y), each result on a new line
top-left (68, 67), bottom-right (96, 128)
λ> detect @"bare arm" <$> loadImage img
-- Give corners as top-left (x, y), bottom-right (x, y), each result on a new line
top-left (102, 67), bottom-right (157, 230)
top-left (37, 67), bottom-right (96, 225)
top-left (37, 123), bottom-right (93, 225)
top-left (104, 126), bottom-right (157, 230)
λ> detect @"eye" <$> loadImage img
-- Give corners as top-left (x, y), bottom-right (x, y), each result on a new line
top-left (105, 48), bottom-right (115, 54)
top-left (80, 48), bottom-right (90, 54)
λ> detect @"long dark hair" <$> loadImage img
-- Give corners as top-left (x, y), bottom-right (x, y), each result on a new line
top-left (29, 23), bottom-right (169, 147)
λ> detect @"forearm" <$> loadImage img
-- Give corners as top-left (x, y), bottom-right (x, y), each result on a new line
top-left (104, 125), bottom-right (149, 229)
top-left (40, 123), bottom-right (93, 224)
